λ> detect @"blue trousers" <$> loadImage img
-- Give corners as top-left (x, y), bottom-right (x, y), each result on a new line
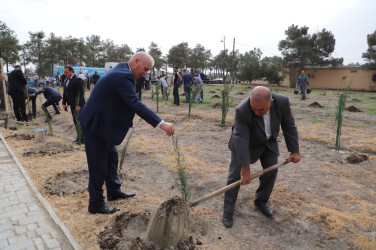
top-left (81, 125), bottom-right (122, 207)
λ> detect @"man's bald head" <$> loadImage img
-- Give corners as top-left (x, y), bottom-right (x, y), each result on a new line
top-left (250, 86), bottom-right (272, 103)
top-left (128, 52), bottom-right (154, 79)
top-left (249, 86), bottom-right (273, 117)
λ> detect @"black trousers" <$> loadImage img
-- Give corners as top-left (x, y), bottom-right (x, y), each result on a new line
top-left (223, 146), bottom-right (278, 216)
top-left (173, 84), bottom-right (179, 105)
top-left (136, 86), bottom-right (143, 100)
top-left (81, 125), bottom-right (122, 207)
top-left (10, 92), bottom-right (28, 121)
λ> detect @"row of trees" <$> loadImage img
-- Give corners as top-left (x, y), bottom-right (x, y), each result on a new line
top-left (1, 20), bottom-right (375, 85)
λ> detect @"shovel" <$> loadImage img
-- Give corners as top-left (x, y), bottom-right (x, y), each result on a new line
top-left (189, 159), bottom-right (293, 207)
top-left (0, 56), bottom-right (9, 129)
top-left (25, 86), bottom-right (33, 121)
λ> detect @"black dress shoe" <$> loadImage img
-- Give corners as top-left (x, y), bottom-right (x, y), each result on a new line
top-left (107, 191), bottom-right (136, 201)
top-left (254, 200), bottom-right (273, 217)
top-left (222, 213), bottom-right (233, 228)
top-left (88, 204), bottom-right (120, 214)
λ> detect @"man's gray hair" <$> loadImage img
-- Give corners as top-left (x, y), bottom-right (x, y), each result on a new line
top-left (130, 52), bottom-right (155, 67)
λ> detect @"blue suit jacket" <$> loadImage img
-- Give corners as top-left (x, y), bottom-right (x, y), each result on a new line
top-left (78, 63), bottom-right (162, 145)
top-left (35, 87), bottom-right (62, 99)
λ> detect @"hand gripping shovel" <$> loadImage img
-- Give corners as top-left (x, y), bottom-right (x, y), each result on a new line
top-left (189, 159), bottom-right (293, 207)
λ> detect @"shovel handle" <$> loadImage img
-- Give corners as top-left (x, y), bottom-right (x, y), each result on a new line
top-left (189, 159), bottom-right (292, 207)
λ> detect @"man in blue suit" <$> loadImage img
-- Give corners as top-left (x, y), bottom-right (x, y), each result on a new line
top-left (32, 86), bottom-right (62, 120)
top-left (79, 52), bottom-right (175, 214)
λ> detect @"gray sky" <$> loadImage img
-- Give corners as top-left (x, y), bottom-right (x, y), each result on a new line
top-left (2, 0), bottom-right (376, 65)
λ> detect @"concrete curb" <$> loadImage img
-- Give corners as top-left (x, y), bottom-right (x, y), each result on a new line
top-left (0, 132), bottom-right (81, 250)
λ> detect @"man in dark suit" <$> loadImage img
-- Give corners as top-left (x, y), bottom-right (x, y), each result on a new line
top-left (78, 52), bottom-right (175, 214)
top-left (27, 87), bottom-right (37, 118)
top-left (8, 65), bottom-right (28, 122)
top-left (62, 65), bottom-right (85, 143)
top-left (223, 86), bottom-right (301, 228)
top-left (32, 86), bottom-right (62, 120)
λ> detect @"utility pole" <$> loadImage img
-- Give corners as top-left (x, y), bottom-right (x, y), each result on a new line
top-left (221, 36), bottom-right (226, 77)
top-left (232, 38), bottom-right (235, 82)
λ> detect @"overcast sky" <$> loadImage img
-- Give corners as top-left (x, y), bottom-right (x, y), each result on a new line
top-left (2, 0), bottom-right (376, 65)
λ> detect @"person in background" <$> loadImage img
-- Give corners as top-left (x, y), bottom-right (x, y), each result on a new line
top-left (196, 68), bottom-right (207, 101)
top-left (92, 71), bottom-right (100, 87)
top-left (8, 65), bottom-right (28, 122)
top-left (172, 67), bottom-right (181, 106)
top-left (78, 52), bottom-right (175, 215)
top-left (27, 86), bottom-right (37, 118)
top-left (181, 69), bottom-right (193, 103)
top-left (296, 70), bottom-right (310, 101)
top-left (33, 73), bottom-right (39, 87)
top-left (85, 73), bottom-right (91, 91)
top-left (135, 75), bottom-right (145, 100)
top-left (32, 86), bottom-right (62, 121)
top-left (159, 75), bottom-right (168, 100)
top-left (62, 65), bottom-right (85, 143)
top-left (222, 86), bottom-right (301, 228)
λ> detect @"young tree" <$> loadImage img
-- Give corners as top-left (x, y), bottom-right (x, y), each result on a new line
top-left (278, 24), bottom-right (343, 86)
top-left (237, 48), bottom-right (262, 83)
top-left (362, 30), bottom-right (376, 69)
top-left (0, 21), bottom-right (20, 72)
top-left (148, 42), bottom-right (163, 76)
top-left (167, 42), bottom-right (190, 69)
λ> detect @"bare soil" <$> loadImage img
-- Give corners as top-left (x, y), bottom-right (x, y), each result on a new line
top-left (0, 85), bottom-right (375, 249)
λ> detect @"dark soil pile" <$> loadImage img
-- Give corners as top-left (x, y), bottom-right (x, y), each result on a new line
top-left (212, 94), bottom-right (221, 98)
top-left (6, 133), bottom-right (34, 140)
top-left (350, 99), bottom-right (362, 103)
top-left (346, 153), bottom-right (369, 164)
top-left (236, 92), bottom-right (245, 95)
top-left (346, 105), bottom-right (361, 112)
top-left (308, 102), bottom-right (323, 108)
top-left (44, 170), bottom-right (89, 195)
top-left (212, 102), bottom-right (221, 108)
top-left (22, 142), bottom-right (75, 157)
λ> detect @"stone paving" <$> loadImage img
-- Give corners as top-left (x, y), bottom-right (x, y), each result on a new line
top-left (0, 133), bottom-right (80, 250)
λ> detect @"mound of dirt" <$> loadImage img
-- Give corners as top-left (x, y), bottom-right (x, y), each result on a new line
top-left (308, 102), bottom-right (323, 108)
top-left (6, 133), bottom-right (34, 140)
top-left (212, 95), bottom-right (221, 98)
top-left (236, 92), bottom-right (245, 95)
top-left (23, 142), bottom-right (75, 157)
top-left (346, 153), bottom-right (368, 164)
top-left (44, 170), bottom-right (89, 195)
top-left (146, 196), bottom-right (192, 249)
top-left (208, 91), bottom-right (216, 94)
top-left (350, 99), bottom-right (361, 103)
top-left (346, 105), bottom-right (361, 112)
top-left (212, 102), bottom-right (221, 108)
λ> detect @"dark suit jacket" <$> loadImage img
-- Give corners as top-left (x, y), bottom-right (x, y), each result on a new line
top-left (228, 93), bottom-right (299, 166)
top-left (35, 87), bottom-right (62, 99)
top-left (62, 75), bottom-right (85, 108)
top-left (8, 69), bottom-right (27, 96)
top-left (78, 63), bottom-right (162, 146)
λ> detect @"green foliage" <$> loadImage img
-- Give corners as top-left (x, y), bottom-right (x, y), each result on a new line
top-left (362, 29), bottom-right (376, 69)
top-left (187, 44), bottom-right (212, 70)
top-left (0, 21), bottom-right (20, 71)
top-left (171, 136), bottom-right (191, 203)
top-left (278, 24), bottom-right (343, 85)
top-left (237, 48), bottom-right (263, 82)
top-left (260, 56), bottom-right (285, 85)
top-left (167, 42), bottom-right (190, 69)
top-left (221, 79), bottom-right (233, 127)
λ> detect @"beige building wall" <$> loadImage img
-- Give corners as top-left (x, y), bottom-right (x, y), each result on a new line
top-left (281, 67), bottom-right (376, 91)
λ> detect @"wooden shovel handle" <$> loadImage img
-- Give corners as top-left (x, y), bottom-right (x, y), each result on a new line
top-left (189, 159), bottom-right (293, 207)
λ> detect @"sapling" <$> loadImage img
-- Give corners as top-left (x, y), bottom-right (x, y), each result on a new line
top-left (171, 135), bottom-right (191, 203)
top-left (221, 78), bottom-right (233, 127)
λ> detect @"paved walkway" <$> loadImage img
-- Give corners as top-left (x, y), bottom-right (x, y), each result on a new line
top-left (0, 133), bottom-right (80, 250)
